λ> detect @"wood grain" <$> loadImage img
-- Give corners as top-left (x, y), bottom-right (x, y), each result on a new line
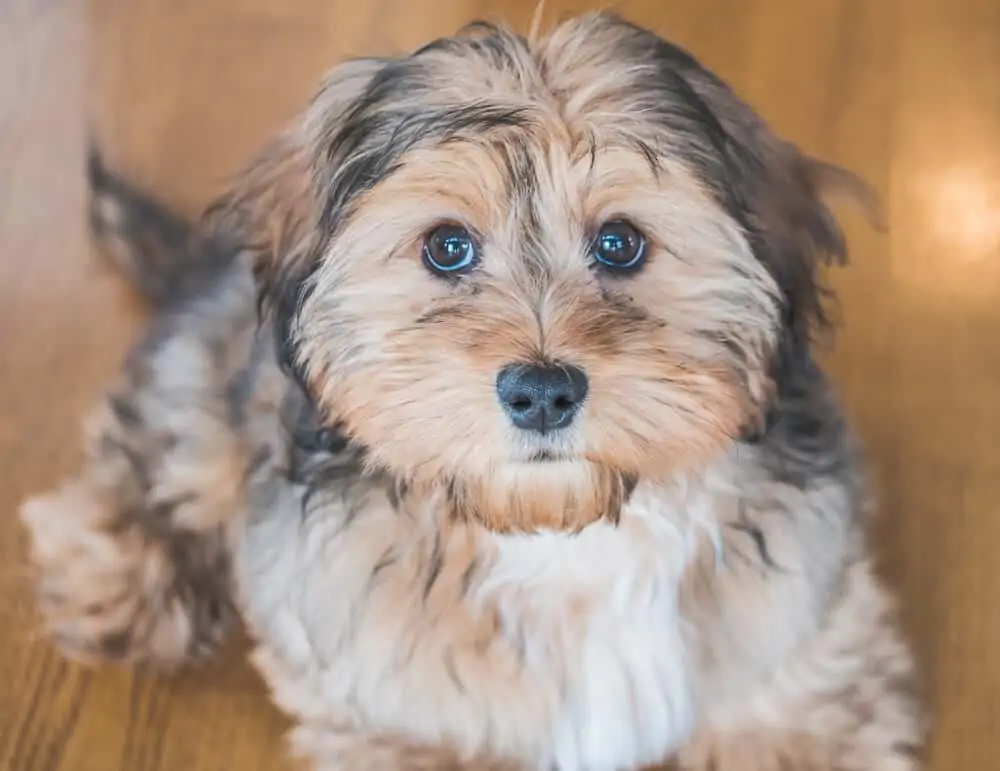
top-left (1, 0), bottom-right (997, 769)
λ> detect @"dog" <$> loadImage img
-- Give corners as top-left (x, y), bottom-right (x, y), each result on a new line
top-left (19, 12), bottom-right (925, 771)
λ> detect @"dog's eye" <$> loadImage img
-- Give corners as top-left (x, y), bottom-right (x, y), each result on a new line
top-left (422, 224), bottom-right (479, 276)
top-left (591, 220), bottom-right (646, 272)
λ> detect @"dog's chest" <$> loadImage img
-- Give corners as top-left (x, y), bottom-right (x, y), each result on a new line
top-left (235, 479), bottom-right (709, 771)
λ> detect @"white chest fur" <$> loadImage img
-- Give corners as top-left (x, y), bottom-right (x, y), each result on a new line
top-left (233, 477), bottom-right (719, 771)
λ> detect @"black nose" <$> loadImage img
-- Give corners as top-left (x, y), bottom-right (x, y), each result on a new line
top-left (496, 363), bottom-right (589, 433)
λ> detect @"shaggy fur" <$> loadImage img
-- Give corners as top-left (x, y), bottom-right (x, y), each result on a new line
top-left (20, 13), bottom-right (924, 771)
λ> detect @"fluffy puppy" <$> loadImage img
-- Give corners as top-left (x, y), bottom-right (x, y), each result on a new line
top-left (20, 12), bottom-right (924, 771)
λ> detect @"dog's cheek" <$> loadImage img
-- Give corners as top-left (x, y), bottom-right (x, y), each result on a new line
top-left (579, 358), bottom-right (749, 477)
top-left (540, 289), bottom-right (752, 475)
top-left (297, 296), bottom-right (518, 478)
top-left (344, 362), bottom-right (505, 477)
top-left (563, 300), bottom-right (755, 469)
top-left (335, 291), bottom-right (547, 476)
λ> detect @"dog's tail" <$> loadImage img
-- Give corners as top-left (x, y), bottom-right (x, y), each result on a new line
top-left (87, 145), bottom-right (235, 307)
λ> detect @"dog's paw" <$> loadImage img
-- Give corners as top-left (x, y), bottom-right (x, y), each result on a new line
top-left (19, 482), bottom-right (227, 668)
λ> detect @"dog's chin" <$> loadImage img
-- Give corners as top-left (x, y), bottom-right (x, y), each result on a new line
top-left (444, 460), bottom-right (636, 535)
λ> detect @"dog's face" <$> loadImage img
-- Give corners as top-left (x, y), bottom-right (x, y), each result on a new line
top-left (220, 14), bottom-right (860, 533)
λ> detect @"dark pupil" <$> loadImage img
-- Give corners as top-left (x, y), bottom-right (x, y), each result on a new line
top-left (598, 225), bottom-right (638, 264)
top-left (430, 229), bottom-right (471, 269)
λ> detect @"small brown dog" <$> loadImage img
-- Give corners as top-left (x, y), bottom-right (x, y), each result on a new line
top-left (20, 12), bottom-right (924, 771)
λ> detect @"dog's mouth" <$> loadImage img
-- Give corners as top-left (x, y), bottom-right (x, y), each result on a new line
top-left (526, 449), bottom-right (568, 463)
top-left (513, 432), bottom-right (578, 465)
top-left (520, 441), bottom-right (579, 464)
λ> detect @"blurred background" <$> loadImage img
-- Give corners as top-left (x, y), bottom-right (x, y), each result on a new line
top-left (1, 0), bottom-right (997, 769)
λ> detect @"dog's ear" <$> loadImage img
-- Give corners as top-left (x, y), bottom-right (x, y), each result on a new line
top-left (666, 57), bottom-right (879, 355)
top-left (204, 129), bottom-right (317, 322)
top-left (739, 140), bottom-right (870, 355)
top-left (731, 141), bottom-right (878, 441)
top-left (202, 58), bottom-right (387, 376)
top-left (648, 47), bottom-right (881, 444)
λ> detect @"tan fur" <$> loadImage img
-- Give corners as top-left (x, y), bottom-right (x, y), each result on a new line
top-left (19, 12), bottom-right (924, 771)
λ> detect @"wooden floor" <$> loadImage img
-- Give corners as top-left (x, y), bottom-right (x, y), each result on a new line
top-left (1, 0), bottom-right (998, 768)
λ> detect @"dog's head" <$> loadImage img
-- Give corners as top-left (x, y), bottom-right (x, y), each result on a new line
top-left (213, 13), bottom-right (869, 533)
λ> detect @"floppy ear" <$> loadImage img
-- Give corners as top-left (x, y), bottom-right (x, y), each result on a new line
top-left (652, 50), bottom-right (881, 448)
top-left (742, 141), bottom-right (881, 357)
top-left (200, 58), bottom-right (388, 379)
top-left (203, 129), bottom-right (317, 322)
top-left (671, 61), bottom-right (879, 354)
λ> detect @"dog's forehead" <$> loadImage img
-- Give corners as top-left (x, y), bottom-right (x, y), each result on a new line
top-left (313, 16), bottom-right (747, 237)
top-left (354, 19), bottom-right (724, 145)
top-left (342, 21), bottom-right (731, 153)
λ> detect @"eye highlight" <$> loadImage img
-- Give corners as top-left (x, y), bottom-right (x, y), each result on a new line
top-left (422, 224), bottom-right (479, 276)
top-left (590, 220), bottom-right (647, 272)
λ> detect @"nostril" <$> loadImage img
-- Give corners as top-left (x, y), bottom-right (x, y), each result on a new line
top-left (552, 366), bottom-right (588, 408)
top-left (510, 396), bottom-right (533, 412)
top-left (552, 394), bottom-right (574, 410)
